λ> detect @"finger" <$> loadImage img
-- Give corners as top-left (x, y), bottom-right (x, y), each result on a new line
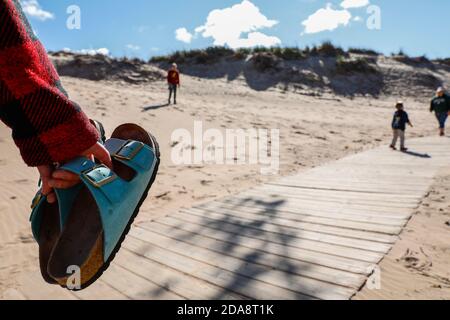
top-left (48, 178), bottom-right (80, 189)
top-left (52, 170), bottom-right (80, 181)
top-left (37, 165), bottom-right (53, 196)
top-left (47, 192), bottom-right (57, 204)
top-left (41, 178), bottom-right (53, 196)
top-left (84, 143), bottom-right (112, 168)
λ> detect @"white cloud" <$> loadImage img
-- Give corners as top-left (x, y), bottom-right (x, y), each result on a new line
top-left (63, 48), bottom-right (110, 56)
top-left (175, 28), bottom-right (193, 44)
top-left (353, 16), bottom-right (362, 22)
top-left (20, 0), bottom-right (54, 21)
top-left (194, 0), bottom-right (281, 48)
top-left (340, 0), bottom-right (370, 9)
top-left (126, 44), bottom-right (141, 51)
top-left (229, 32), bottom-right (281, 48)
top-left (302, 4), bottom-right (352, 34)
top-left (80, 48), bottom-right (110, 56)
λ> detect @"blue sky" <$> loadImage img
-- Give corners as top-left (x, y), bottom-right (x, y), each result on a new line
top-left (21, 0), bottom-right (450, 60)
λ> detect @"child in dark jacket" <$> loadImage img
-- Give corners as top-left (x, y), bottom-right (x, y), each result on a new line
top-left (390, 101), bottom-right (413, 152)
top-left (430, 87), bottom-right (450, 136)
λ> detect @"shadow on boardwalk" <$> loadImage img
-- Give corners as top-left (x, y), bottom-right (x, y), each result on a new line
top-left (141, 196), bottom-right (315, 300)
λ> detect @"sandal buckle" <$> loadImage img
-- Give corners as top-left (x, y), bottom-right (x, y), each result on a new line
top-left (82, 165), bottom-right (117, 188)
top-left (113, 140), bottom-right (144, 161)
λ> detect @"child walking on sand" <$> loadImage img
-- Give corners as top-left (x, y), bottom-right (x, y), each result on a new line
top-left (390, 101), bottom-right (413, 152)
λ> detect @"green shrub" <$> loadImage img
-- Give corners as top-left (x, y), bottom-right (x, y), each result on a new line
top-left (251, 52), bottom-right (280, 72)
top-left (348, 48), bottom-right (379, 55)
top-left (277, 47), bottom-right (304, 60)
top-left (205, 46), bottom-right (234, 57)
top-left (336, 56), bottom-right (378, 74)
top-left (149, 55), bottom-right (170, 63)
top-left (149, 43), bottom-right (356, 65)
top-left (316, 41), bottom-right (345, 57)
top-left (434, 58), bottom-right (450, 66)
top-left (150, 46), bottom-right (236, 64)
top-left (393, 54), bottom-right (431, 65)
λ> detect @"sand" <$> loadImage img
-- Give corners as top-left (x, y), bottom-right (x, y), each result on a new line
top-left (355, 167), bottom-right (450, 300)
top-left (0, 71), bottom-right (449, 299)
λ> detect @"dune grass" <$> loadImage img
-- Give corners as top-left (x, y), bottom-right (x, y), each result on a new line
top-left (149, 42), bottom-right (355, 64)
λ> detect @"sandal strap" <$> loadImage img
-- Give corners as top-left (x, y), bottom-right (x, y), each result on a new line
top-left (106, 138), bottom-right (155, 172)
top-left (59, 157), bottom-right (97, 176)
top-left (30, 138), bottom-right (156, 260)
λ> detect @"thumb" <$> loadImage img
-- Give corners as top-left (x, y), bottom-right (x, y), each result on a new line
top-left (83, 142), bottom-right (113, 169)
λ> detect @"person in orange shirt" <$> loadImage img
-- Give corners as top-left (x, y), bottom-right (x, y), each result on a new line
top-left (167, 63), bottom-right (180, 104)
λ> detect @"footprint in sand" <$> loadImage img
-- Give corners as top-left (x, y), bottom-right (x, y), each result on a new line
top-left (14, 179), bottom-right (29, 184)
top-left (398, 248), bottom-right (432, 272)
top-left (200, 180), bottom-right (212, 186)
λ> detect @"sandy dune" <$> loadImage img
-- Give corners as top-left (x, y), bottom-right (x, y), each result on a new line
top-left (1, 64), bottom-right (449, 299)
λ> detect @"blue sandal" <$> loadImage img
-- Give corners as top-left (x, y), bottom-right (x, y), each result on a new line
top-left (30, 124), bottom-right (160, 289)
top-left (29, 120), bottom-right (107, 285)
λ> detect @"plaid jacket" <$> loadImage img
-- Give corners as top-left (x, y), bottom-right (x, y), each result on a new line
top-left (0, 0), bottom-right (99, 167)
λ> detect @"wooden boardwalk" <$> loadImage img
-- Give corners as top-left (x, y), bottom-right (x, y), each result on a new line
top-left (8, 137), bottom-right (450, 300)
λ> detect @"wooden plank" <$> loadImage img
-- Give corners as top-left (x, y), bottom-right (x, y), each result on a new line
top-left (129, 227), bottom-right (354, 300)
top-left (166, 211), bottom-right (392, 254)
top-left (133, 223), bottom-right (367, 290)
top-left (243, 195), bottom-right (416, 215)
top-left (257, 183), bottom-right (424, 201)
top-left (262, 187), bottom-right (423, 203)
top-left (253, 185), bottom-right (420, 208)
top-left (218, 196), bottom-right (412, 220)
top-left (288, 170), bottom-right (435, 179)
top-left (243, 189), bottom-right (419, 211)
top-left (283, 176), bottom-right (432, 186)
top-left (285, 171), bottom-right (432, 181)
top-left (115, 248), bottom-right (247, 300)
top-left (197, 202), bottom-right (403, 238)
top-left (124, 235), bottom-right (316, 300)
top-left (99, 263), bottom-right (182, 300)
top-left (270, 181), bottom-right (427, 196)
top-left (278, 179), bottom-right (430, 193)
top-left (288, 170), bottom-right (436, 181)
top-left (211, 199), bottom-right (409, 225)
top-left (265, 183), bottom-right (423, 201)
top-left (301, 164), bottom-right (437, 172)
top-left (186, 206), bottom-right (400, 243)
top-left (149, 214), bottom-right (384, 263)
top-left (138, 220), bottom-right (373, 275)
top-left (72, 280), bottom-right (130, 300)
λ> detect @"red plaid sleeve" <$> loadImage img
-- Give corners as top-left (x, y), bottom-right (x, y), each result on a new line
top-left (0, 0), bottom-right (99, 166)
